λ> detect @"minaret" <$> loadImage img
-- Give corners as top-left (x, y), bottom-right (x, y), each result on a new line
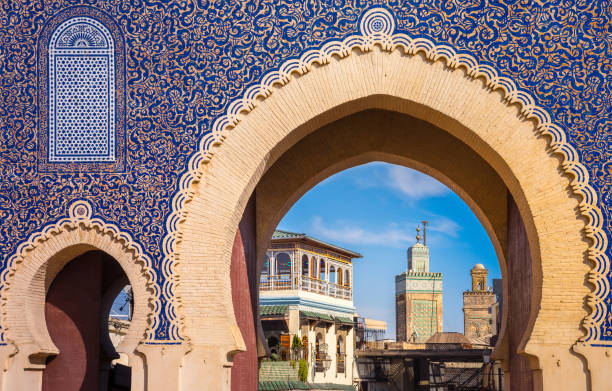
top-left (407, 226), bottom-right (430, 272)
top-left (463, 264), bottom-right (497, 343)
top-left (395, 224), bottom-right (443, 343)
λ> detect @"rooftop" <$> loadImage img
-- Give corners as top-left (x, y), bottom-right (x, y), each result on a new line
top-left (426, 332), bottom-right (471, 345)
top-left (272, 229), bottom-right (362, 259)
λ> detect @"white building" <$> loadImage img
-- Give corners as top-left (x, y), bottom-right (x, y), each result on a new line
top-left (260, 230), bottom-right (362, 385)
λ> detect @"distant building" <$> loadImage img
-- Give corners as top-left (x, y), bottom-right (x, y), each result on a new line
top-left (395, 226), bottom-right (443, 343)
top-left (463, 264), bottom-right (497, 344)
top-left (259, 230), bottom-right (361, 385)
top-left (355, 317), bottom-right (387, 349)
top-left (425, 331), bottom-right (472, 350)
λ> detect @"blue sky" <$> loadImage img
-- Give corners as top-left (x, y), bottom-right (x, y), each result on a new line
top-left (277, 162), bottom-right (500, 338)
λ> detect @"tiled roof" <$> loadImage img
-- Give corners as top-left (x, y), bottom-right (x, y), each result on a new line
top-left (260, 305), bottom-right (288, 316)
top-left (272, 230), bottom-right (362, 258)
top-left (301, 310), bottom-right (334, 322)
top-left (258, 381), bottom-right (355, 390)
top-left (426, 332), bottom-right (471, 344)
top-left (272, 230), bottom-right (306, 239)
top-left (334, 316), bottom-right (354, 324)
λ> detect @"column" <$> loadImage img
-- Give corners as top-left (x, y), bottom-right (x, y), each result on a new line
top-left (346, 327), bottom-right (355, 385)
top-left (325, 323), bottom-right (336, 383)
top-left (307, 323), bottom-right (316, 383)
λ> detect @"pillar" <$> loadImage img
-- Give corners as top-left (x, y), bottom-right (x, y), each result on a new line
top-left (230, 194), bottom-right (258, 390)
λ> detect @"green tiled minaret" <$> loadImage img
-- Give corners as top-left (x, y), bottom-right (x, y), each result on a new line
top-left (395, 224), bottom-right (443, 343)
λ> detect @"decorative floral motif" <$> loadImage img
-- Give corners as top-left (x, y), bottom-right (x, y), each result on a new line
top-left (0, 2), bottom-right (610, 345)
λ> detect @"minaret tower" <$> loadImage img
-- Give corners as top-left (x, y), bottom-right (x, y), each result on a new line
top-left (395, 223), bottom-right (443, 343)
top-left (463, 264), bottom-right (497, 343)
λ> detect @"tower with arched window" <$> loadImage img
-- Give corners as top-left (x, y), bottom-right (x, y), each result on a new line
top-left (463, 264), bottom-right (497, 344)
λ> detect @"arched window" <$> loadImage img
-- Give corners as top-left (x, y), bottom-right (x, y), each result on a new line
top-left (310, 257), bottom-right (316, 277)
top-left (48, 17), bottom-right (116, 163)
top-left (319, 259), bottom-right (326, 281)
top-left (329, 266), bottom-right (336, 284)
top-left (275, 253), bottom-right (291, 276)
top-left (262, 255), bottom-right (270, 277)
top-left (345, 270), bottom-right (350, 287)
top-left (315, 333), bottom-right (324, 359)
top-left (338, 268), bottom-right (343, 285)
top-left (302, 255), bottom-right (309, 277)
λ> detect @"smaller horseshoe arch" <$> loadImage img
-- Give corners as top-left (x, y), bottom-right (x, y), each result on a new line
top-left (0, 200), bottom-right (155, 390)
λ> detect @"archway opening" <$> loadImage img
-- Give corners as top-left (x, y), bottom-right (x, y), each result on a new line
top-left (42, 250), bottom-right (133, 391)
top-left (227, 109), bottom-right (545, 390)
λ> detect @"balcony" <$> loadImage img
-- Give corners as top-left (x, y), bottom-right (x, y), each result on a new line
top-left (260, 275), bottom-right (293, 290)
top-left (260, 275), bottom-right (352, 300)
top-left (300, 276), bottom-right (352, 300)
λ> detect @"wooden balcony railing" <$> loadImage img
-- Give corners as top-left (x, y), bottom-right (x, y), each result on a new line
top-left (259, 275), bottom-right (352, 300)
top-left (259, 275), bottom-right (293, 290)
top-left (300, 276), bottom-right (352, 300)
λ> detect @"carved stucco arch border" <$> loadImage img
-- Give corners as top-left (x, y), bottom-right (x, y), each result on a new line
top-left (164, 7), bottom-right (609, 347)
top-left (0, 199), bottom-right (158, 360)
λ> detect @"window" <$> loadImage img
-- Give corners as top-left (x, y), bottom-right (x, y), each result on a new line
top-left (338, 268), bottom-right (343, 285)
top-left (48, 17), bottom-right (115, 163)
top-left (311, 257), bottom-right (316, 277)
top-left (275, 253), bottom-right (291, 276)
top-left (319, 259), bottom-right (326, 281)
top-left (262, 255), bottom-right (270, 277)
top-left (302, 255), bottom-right (309, 276)
top-left (345, 270), bottom-right (350, 287)
top-left (329, 266), bottom-right (336, 284)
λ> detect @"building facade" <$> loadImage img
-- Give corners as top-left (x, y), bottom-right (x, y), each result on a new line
top-left (0, 2), bottom-right (610, 390)
top-left (259, 230), bottom-right (360, 385)
top-left (396, 232), bottom-right (443, 343)
top-left (463, 264), bottom-right (497, 344)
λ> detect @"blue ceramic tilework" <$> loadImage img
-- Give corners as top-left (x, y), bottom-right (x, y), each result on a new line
top-left (0, 1), bottom-right (609, 344)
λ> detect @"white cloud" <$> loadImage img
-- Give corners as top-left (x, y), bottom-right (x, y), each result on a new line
top-left (309, 215), bottom-right (462, 248)
top-left (427, 216), bottom-right (461, 238)
top-left (386, 165), bottom-right (449, 199)
top-left (310, 216), bottom-right (412, 248)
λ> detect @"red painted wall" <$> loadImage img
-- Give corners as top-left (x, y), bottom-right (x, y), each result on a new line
top-left (231, 194), bottom-right (259, 390)
top-left (43, 251), bottom-right (104, 391)
top-left (43, 251), bottom-right (127, 391)
top-left (506, 194), bottom-right (534, 391)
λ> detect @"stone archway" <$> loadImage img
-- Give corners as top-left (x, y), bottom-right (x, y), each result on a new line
top-left (174, 40), bottom-right (607, 389)
top-left (251, 108), bottom-right (542, 390)
top-left (0, 200), bottom-right (155, 391)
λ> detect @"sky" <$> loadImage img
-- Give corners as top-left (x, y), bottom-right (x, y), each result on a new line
top-left (276, 162), bottom-right (501, 338)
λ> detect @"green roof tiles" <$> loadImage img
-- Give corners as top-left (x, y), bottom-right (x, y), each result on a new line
top-left (334, 316), bottom-right (354, 324)
top-left (272, 230), bottom-right (306, 239)
top-left (260, 305), bottom-right (288, 316)
top-left (300, 311), bottom-right (335, 322)
top-left (271, 230), bottom-right (362, 258)
top-left (258, 381), bottom-right (355, 390)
